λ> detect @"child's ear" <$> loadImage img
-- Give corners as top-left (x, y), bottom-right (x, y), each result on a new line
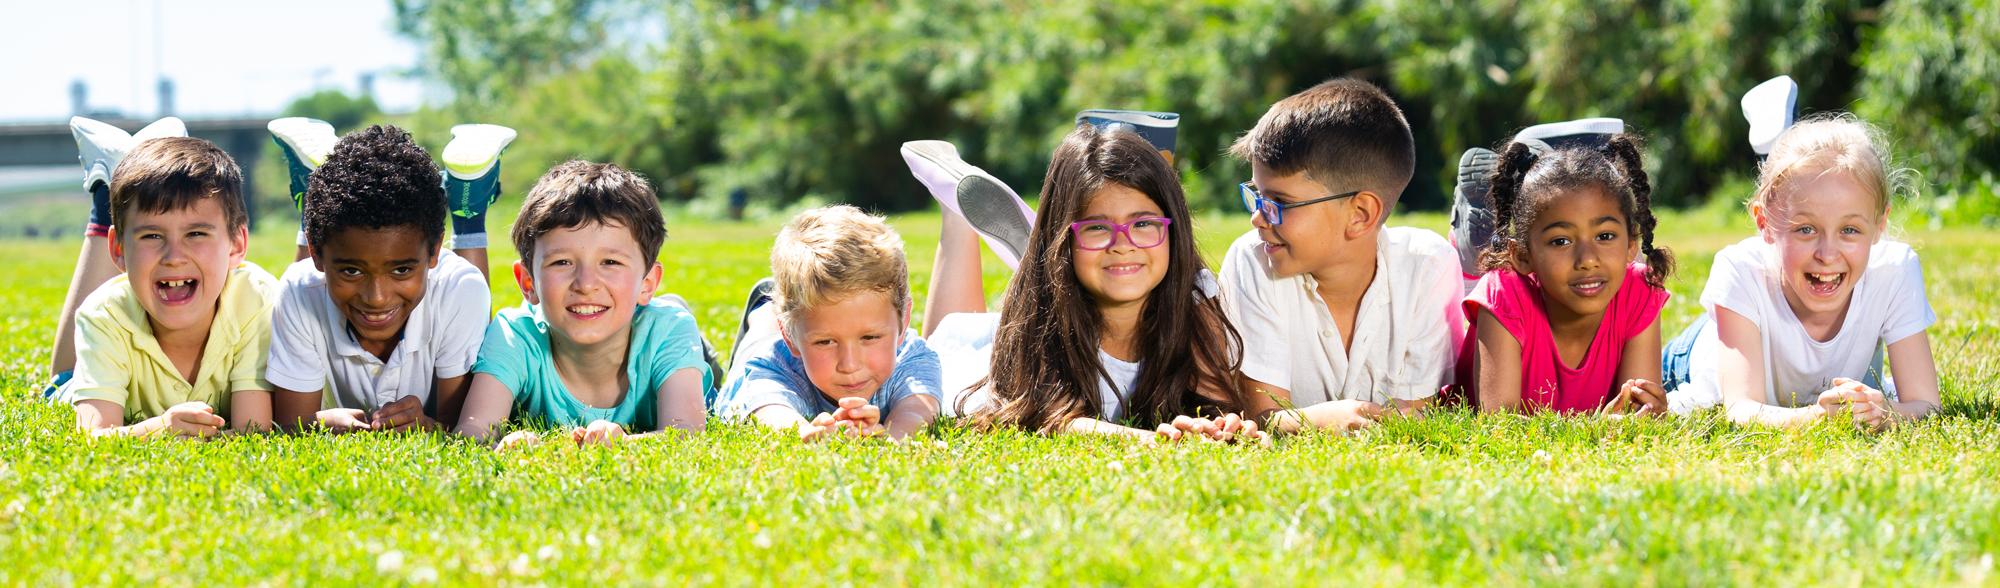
top-left (1750, 200), bottom-right (1777, 243)
top-left (228, 225), bottom-right (249, 266)
top-left (512, 261), bottom-right (539, 305)
top-left (1346, 191), bottom-right (1385, 239)
top-left (776, 317), bottom-right (796, 354)
top-left (641, 262), bottom-right (664, 298)
top-left (106, 227), bottom-right (127, 273)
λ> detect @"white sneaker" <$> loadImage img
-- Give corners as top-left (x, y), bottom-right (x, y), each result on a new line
top-left (442, 123), bottom-right (518, 181)
top-left (71, 116), bottom-right (189, 190)
top-left (1742, 75), bottom-right (1798, 156)
top-left (1515, 117), bottom-right (1624, 153)
top-left (133, 117), bottom-right (187, 143)
top-left (268, 117), bottom-right (338, 210)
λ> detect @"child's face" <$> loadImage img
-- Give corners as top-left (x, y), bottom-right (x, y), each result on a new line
top-left (1756, 171), bottom-right (1886, 320)
top-left (1247, 162), bottom-right (1359, 278)
top-left (109, 197), bottom-right (248, 338)
top-left (779, 289), bottom-right (906, 402)
top-left (312, 226), bottom-right (438, 355)
top-left (514, 222), bottom-right (663, 350)
top-left (1521, 187), bottom-right (1636, 320)
top-left (1073, 183), bottom-right (1170, 308)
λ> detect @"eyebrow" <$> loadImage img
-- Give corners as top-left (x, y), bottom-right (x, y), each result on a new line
top-left (330, 257), bottom-right (425, 266)
top-left (1539, 216), bottom-right (1623, 233)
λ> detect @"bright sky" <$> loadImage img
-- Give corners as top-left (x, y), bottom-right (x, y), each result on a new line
top-left (0, 0), bottom-right (427, 122)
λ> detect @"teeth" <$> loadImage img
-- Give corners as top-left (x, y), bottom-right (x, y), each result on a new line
top-left (569, 305), bottom-right (607, 314)
top-left (1809, 272), bottom-right (1843, 284)
top-left (158, 279), bottom-right (192, 288)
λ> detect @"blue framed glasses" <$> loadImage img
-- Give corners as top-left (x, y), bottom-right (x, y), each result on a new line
top-left (1239, 182), bottom-right (1360, 225)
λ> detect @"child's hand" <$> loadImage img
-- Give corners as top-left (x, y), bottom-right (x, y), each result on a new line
top-left (1827, 377), bottom-right (1896, 432)
top-left (570, 420), bottom-right (628, 446)
top-left (315, 408), bottom-right (372, 433)
top-left (496, 430), bottom-right (544, 451)
top-left (1317, 399), bottom-right (1384, 433)
top-left (156, 402), bottom-right (226, 438)
top-left (1603, 379), bottom-right (1669, 417)
top-left (829, 397), bottom-right (884, 433)
top-left (369, 396), bottom-right (438, 433)
top-left (1156, 413), bottom-right (1271, 446)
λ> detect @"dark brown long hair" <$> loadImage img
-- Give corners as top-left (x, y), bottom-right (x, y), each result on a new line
top-left (963, 124), bottom-right (1248, 433)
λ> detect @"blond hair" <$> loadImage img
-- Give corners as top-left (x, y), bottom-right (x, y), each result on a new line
top-left (1754, 114), bottom-right (1904, 218)
top-left (770, 205), bottom-right (911, 333)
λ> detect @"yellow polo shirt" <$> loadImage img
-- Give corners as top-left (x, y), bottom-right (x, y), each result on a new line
top-left (65, 262), bottom-right (281, 422)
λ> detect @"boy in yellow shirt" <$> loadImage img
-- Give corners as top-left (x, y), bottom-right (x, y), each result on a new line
top-left (54, 136), bottom-right (282, 437)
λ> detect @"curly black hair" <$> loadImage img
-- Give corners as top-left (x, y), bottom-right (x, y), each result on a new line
top-left (303, 124), bottom-right (446, 252)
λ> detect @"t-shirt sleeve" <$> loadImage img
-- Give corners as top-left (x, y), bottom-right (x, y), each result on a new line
top-left (470, 312), bottom-right (533, 396)
top-left (229, 302), bottom-right (275, 392)
top-left (1700, 243), bottom-right (1765, 325)
top-left (264, 281), bottom-right (327, 393)
top-left (1218, 233), bottom-right (1292, 390)
top-left (432, 266), bottom-right (492, 380)
top-left (1879, 247), bottom-right (1938, 345)
top-left (1390, 241), bottom-right (1465, 400)
top-left (1617, 264), bottom-right (1671, 340)
top-left (714, 339), bottom-right (812, 418)
top-left (647, 307), bottom-right (714, 392)
top-left (882, 335), bottom-right (943, 408)
top-left (65, 306), bottom-right (132, 407)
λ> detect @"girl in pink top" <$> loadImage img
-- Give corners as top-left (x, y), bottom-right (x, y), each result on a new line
top-left (1453, 134), bottom-right (1675, 414)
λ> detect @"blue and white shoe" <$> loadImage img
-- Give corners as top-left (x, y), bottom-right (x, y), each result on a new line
top-left (70, 116), bottom-right (187, 191)
top-left (1075, 109), bottom-right (1180, 162)
top-left (1742, 75), bottom-right (1798, 157)
top-left (267, 117), bottom-right (338, 211)
top-left (1514, 117), bottom-right (1624, 154)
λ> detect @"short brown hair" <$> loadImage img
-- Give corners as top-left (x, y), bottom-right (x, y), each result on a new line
top-left (109, 137), bottom-right (246, 236)
top-left (1229, 77), bottom-right (1416, 208)
top-left (769, 205), bottom-right (911, 334)
top-left (511, 160), bottom-right (667, 269)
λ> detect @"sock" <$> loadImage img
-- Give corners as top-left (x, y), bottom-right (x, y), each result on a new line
top-left (85, 184), bottom-right (111, 237)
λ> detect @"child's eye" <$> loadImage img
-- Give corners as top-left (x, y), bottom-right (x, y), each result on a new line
top-left (813, 339), bottom-right (835, 347)
top-left (1841, 226), bottom-right (1863, 236)
top-left (1795, 226), bottom-right (1817, 236)
top-left (187, 231), bottom-right (207, 238)
top-left (601, 259), bottom-right (623, 266)
top-left (139, 233), bottom-right (163, 241)
top-left (1080, 224), bottom-right (1112, 234)
top-left (1596, 232), bottom-right (1619, 242)
top-left (1548, 237), bottom-right (1572, 247)
top-left (1132, 219), bottom-right (1161, 229)
top-left (392, 267), bottom-right (414, 276)
top-left (548, 259), bottom-right (572, 267)
top-left (338, 268), bottom-right (363, 278)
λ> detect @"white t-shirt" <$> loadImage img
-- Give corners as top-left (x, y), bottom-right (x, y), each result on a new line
top-left (1218, 226), bottom-right (1464, 406)
top-left (931, 312), bottom-right (1141, 422)
top-left (1670, 237), bottom-right (1935, 412)
top-left (265, 250), bottom-right (491, 411)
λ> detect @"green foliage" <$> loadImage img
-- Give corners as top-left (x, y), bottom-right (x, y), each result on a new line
top-left (283, 88), bottom-right (383, 133)
top-left (387, 0), bottom-right (1996, 218)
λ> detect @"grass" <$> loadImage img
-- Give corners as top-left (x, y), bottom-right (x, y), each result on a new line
top-left (1, 202), bottom-right (1997, 586)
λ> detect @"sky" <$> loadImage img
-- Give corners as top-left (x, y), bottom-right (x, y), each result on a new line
top-left (0, 0), bottom-right (428, 123)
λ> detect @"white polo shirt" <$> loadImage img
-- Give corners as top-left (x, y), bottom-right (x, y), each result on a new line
top-left (1218, 226), bottom-right (1464, 406)
top-left (265, 250), bottom-right (491, 411)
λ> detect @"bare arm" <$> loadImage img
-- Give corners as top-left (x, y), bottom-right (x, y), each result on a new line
top-left (1883, 332), bottom-right (1942, 421)
top-left (272, 387), bottom-right (324, 432)
top-left (1473, 309), bottom-right (1525, 413)
top-left (229, 390), bottom-right (274, 433)
top-left (431, 374), bottom-right (473, 428)
top-left (649, 368), bottom-right (708, 434)
top-left (454, 373), bottom-right (516, 442)
top-left (1714, 306), bottom-right (1824, 427)
top-left (76, 399), bottom-right (225, 438)
top-left (883, 394), bottom-right (940, 439)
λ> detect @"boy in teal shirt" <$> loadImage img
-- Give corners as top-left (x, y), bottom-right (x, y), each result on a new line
top-left (455, 160), bottom-right (713, 448)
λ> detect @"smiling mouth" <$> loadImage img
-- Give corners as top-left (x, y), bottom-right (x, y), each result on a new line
top-left (353, 308), bottom-right (400, 328)
top-left (1104, 263), bottom-right (1145, 276)
top-left (567, 304), bottom-right (609, 318)
top-left (1569, 277), bottom-right (1607, 297)
top-left (1803, 271), bottom-right (1846, 296)
top-left (155, 278), bottom-right (198, 304)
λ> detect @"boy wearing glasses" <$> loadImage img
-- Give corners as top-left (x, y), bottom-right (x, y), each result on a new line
top-left (1220, 78), bottom-right (1465, 433)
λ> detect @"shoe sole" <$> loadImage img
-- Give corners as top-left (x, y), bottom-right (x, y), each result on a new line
top-left (444, 124), bottom-right (519, 179)
top-left (728, 277), bottom-right (777, 374)
top-left (956, 176), bottom-right (1032, 264)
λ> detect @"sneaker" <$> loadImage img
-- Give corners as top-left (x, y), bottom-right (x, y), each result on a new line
top-left (267, 117), bottom-right (338, 210)
top-left (1514, 117), bottom-right (1624, 154)
top-left (70, 117), bottom-right (133, 191)
top-left (442, 123), bottom-right (518, 220)
top-left (1742, 75), bottom-right (1798, 157)
top-left (1075, 109), bottom-right (1180, 163)
top-left (729, 277), bottom-right (777, 374)
top-left (898, 140), bottom-right (1036, 269)
top-left (132, 117), bottom-right (188, 143)
top-left (1450, 147), bottom-right (1499, 291)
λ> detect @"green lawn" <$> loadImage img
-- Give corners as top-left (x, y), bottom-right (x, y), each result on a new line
top-left (1, 204), bottom-right (1996, 585)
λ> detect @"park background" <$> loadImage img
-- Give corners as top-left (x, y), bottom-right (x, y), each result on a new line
top-left (1, 1), bottom-right (1998, 585)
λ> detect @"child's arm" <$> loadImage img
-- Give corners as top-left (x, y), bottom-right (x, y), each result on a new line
top-left (883, 395), bottom-right (939, 439)
top-left (1472, 309), bottom-right (1525, 412)
top-left (455, 373), bottom-right (517, 443)
top-left (228, 390), bottom-right (274, 433)
top-left (75, 400), bottom-right (225, 438)
top-left (1714, 307), bottom-right (1833, 427)
top-left (1869, 332), bottom-right (1942, 424)
top-left (647, 367), bottom-right (709, 434)
top-left (1257, 390), bottom-right (1388, 435)
top-left (1062, 417), bottom-right (1167, 441)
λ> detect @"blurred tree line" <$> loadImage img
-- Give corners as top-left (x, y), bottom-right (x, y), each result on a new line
top-left (384, 0), bottom-right (1999, 221)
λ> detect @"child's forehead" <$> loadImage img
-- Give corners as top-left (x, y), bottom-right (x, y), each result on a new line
top-left (538, 221), bottom-right (645, 251)
top-left (1081, 184), bottom-right (1164, 217)
top-left (124, 196), bottom-right (228, 226)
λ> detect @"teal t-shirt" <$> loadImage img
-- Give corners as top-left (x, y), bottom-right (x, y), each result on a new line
top-left (471, 298), bottom-right (713, 430)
